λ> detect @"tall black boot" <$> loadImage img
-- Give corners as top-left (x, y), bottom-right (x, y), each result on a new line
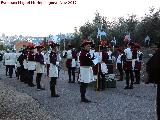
top-left (9, 65), bottom-right (14, 78)
top-left (36, 73), bottom-right (45, 90)
top-left (51, 85), bottom-right (60, 97)
top-left (101, 73), bottom-right (106, 90)
top-left (28, 70), bottom-right (35, 87)
top-left (72, 72), bottom-right (75, 83)
top-left (50, 77), bottom-right (59, 97)
top-left (134, 70), bottom-right (140, 84)
top-left (68, 68), bottom-right (72, 83)
top-left (71, 67), bottom-right (76, 83)
top-left (129, 70), bottom-right (134, 89)
top-left (80, 83), bottom-right (91, 103)
top-left (6, 65), bottom-right (9, 76)
top-left (124, 71), bottom-right (130, 89)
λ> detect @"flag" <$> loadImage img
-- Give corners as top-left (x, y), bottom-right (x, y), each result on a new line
top-left (145, 35), bottom-right (150, 42)
top-left (111, 37), bottom-right (116, 46)
top-left (124, 33), bottom-right (131, 43)
top-left (97, 27), bottom-right (107, 39)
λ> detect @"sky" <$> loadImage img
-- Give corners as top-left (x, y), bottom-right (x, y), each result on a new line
top-left (0, 0), bottom-right (160, 37)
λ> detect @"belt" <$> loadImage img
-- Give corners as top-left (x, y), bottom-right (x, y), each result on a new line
top-left (126, 59), bottom-right (132, 61)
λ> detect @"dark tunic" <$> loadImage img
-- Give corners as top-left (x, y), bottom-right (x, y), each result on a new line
top-left (146, 49), bottom-right (160, 120)
top-left (35, 53), bottom-right (44, 64)
top-left (79, 49), bottom-right (93, 66)
top-left (49, 51), bottom-right (57, 65)
top-left (146, 49), bottom-right (160, 84)
top-left (28, 51), bottom-right (35, 61)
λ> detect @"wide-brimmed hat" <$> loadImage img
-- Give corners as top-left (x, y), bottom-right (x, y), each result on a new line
top-left (49, 41), bottom-right (60, 48)
top-left (134, 43), bottom-right (141, 49)
top-left (81, 39), bottom-right (93, 47)
top-left (99, 40), bottom-right (108, 46)
top-left (27, 42), bottom-right (35, 50)
top-left (127, 42), bottom-right (135, 46)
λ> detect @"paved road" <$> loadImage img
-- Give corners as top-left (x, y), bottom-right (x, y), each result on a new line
top-left (0, 63), bottom-right (157, 120)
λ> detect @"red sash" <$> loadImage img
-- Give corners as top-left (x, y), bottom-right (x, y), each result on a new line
top-left (134, 61), bottom-right (141, 70)
top-left (123, 61), bottom-right (132, 70)
top-left (66, 59), bottom-right (72, 68)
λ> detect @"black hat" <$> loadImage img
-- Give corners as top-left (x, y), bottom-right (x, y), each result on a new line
top-left (50, 43), bottom-right (60, 48)
top-left (35, 45), bottom-right (44, 50)
top-left (81, 39), bottom-right (93, 47)
top-left (127, 42), bottom-right (134, 46)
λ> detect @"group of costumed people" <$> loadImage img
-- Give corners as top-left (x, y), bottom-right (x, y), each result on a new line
top-left (2, 38), bottom-right (144, 103)
top-left (3, 41), bottom-right (61, 97)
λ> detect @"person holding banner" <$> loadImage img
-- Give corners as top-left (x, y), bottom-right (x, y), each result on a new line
top-left (93, 41), bottom-right (109, 91)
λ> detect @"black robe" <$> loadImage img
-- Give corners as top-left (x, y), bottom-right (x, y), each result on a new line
top-left (146, 49), bottom-right (160, 84)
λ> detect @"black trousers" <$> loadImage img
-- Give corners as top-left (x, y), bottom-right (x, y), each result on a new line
top-left (5, 65), bottom-right (9, 76)
top-left (97, 72), bottom-right (106, 90)
top-left (117, 63), bottom-right (124, 81)
top-left (15, 67), bottom-right (20, 79)
top-left (80, 83), bottom-right (88, 99)
top-left (46, 64), bottom-right (50, 76)
top-left (19, 66), bottom-right (25, 82)
top-left (19, 66), bottom-right (27, 82)
top-left (36, 73), bottom-right (42, 89)
top-left (50, 77), bottom-right (57, 95)
top-left (68, 67), bottom-right (76, 82)
top-left (28, 70), bottom-right (34, 85)
top-left (134, 70), bottom-right (140, 83)
top-left (157, 84), bottom-right (160, 120)
top-left (9, 65), bottom-right (15, 78)
top-left (107, 60), bottom-right (113, 74)
top-left (24, 69), bottom-right (29, 83)
top-left (125, 70), bottom-right (134, 87)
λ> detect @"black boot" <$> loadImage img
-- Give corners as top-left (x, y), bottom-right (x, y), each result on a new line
top-left (80, 83), bottom-right (91, 103)
top-left (36, 73), bottom-right (45, 90)
top-left (68, 75), bottom-right (71, 83)
top-left (51, 85), bottom-right (60, 97)
top-left (68, 76), bottom-right (72, 83)
top-left (129, 85), bottom-right (133, 89)
top-left (81, 98), bottom-right (91, 103)
top-left (28, 83), bottom-right (36, 87)
top-left (71, 75), bottom-right (75, 83)
top-left (124, 86), bottom-right (130, 89)
top-left (50, 78), bottom-right (59, 97)
top-left (71, 70), bottom-right (76, 83)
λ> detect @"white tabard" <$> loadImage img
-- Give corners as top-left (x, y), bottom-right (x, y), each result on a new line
top-left (28, 61), bottom-right (36, 70)
top-left (3, 53), bottom-right (11, 65)
top-left (36, 62), bottom-right (45, 73)
top-left (4, 53), bottom-right (16, 66)
top-left (79, 66), bottom-right (94, 83)
top-left (49, 63), bottom-right (58, 78)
